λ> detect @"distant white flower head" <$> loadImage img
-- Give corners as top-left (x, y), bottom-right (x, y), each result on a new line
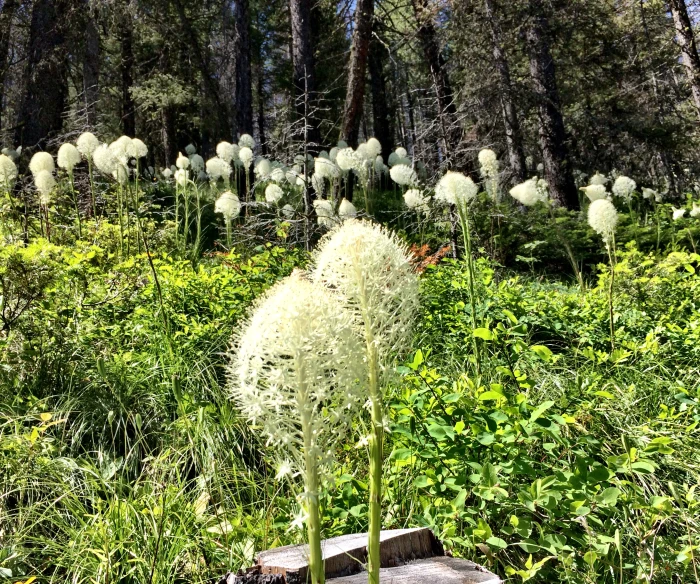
top-left (672, 207), bottom-right (686, 221)
top-left (29, 152), bottom-right (54, 176)
top-left (356, 143), bottom-right (370, 161)
top-left (478, 149), bottom-right (498, 179)
top-left (588, 198), bottom-right (618, 243)
top-left (93, 144), bottom-right (117, 176)
top-left (329, 147), bottom-right (339, 162)
top-left (255, 158), bottom-right (271, 180)
top-left (57, 143), bottom-right (82, 172)
top-left (404, 188), bottom-right (430, 215)
top-left (109, 136), bottom-right (133, 164)
top-left (366, 138), bottom-right (382, 158)
top-left (189, 154), bottom-right (205, 172)
top-left (206, 157), bottom-right (232, 183)
top-left (690, 202), bottom-right (700, 218)
top-left (311, 173), bottom-right (324, 197)
top-left (215, 190), bottom-right (241, 219)
top-left (642, 187), bottom-right (657, 200)
top-left (270, 167), bottom-right (286, 183)
top-left (238, 134), bottom-right (255, 149)
top-left (161, 168), bottom-right (173, 179)
top-left (337, 140), bottom-right (348, 149)
top-left (338, 198), bottom-right (357, 220)
top-left (239, 147), bottom-right (254, 170)
top-left (185, 143), bottom-right (197, 156)
top-left (580, 184), bottom-right (607, 202)
top-left (130, 138), bottom-right (148, 159)
top-left (217, 141), bottom-right (236, 163)
top-left (318, 150), bottom-right (330, 160)
top-left (175, 168), bottom-right (189, 187)
top-left (76, 132), bottom-right (100, 159)
top-left (282, 204), bottom-right (295, 218)
top-left (229, 271), bottom-right (362, 473)
top-left (389, 164), bottom-right (417, 187)
top-left (176, 152), bottom-right (190, 170)
top-left (265, 183), bottom-right (284, 204)
top-left (536, 163), bottom-right (544, 173)
top-left (1, 146), bottom-right (20, 161)
top-left (34, 170), bottom-right (56, 201)
top-left (387, 152), bottom-right (398, 167)
top-left (315, 157), bottom-right (340, 180)
top-left (395, 147), bottom-right (408, 159)
top-left (509, 178), bottom-right (548, 206)
top-left (0, 154), bottom-right (18, 186)
top-left (589, 172), bottom-right (608, 186)
top-left (612, 176), bottom-right (636, 201)
top-left (313, 199), bottom-right (335, 227)
top-left (374, 156), bottom-right (384, 174)
top-left (312, 220), bottom-right (419, 383)
top-left (435, 171), bottom-right (478, 207)
top-left (336, 147), bottom-right (356, 172)
top-left (295, 173), bottom-right (307, 188)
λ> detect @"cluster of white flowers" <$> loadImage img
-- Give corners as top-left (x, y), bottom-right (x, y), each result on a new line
top-left (93, 144), bottom-right (117, 176)
top-left (34, 171), bottom-right (56, 205)
top-left (0, 154), bottom-right (18, 187)
top-left (29, 152), bottom-right (55, 176)
top-left (216, 141), bottom-right (237, 163)
top-left (403, 188), bottom-right (430, 215)
top-left (57, 143), bottom-right (82, 173)
top-left (76, 132), bottom-right (100, 160)
top-left (612, 176), bottom-right (636, 201)
top-left (509, 178), bottom-right (548, 206)
top-left (239, 147), bottom-right (254, 170)
top-left (175, 168), bottom-right (189, 188)
top-left (672, 207), bottom-right (686, 221)
top-left (435, 171), bottom-right (478, 207)
top-left (589, 172), bottom-right (608, 186)
top-left (338, 198), bottom-right (357, 220)
top-left (389, 164), bottom-right (417, 187)
top-left (641, 187), bottom-right (662, 202)
top-left (588, 198), bottom-right (618, 243)
top-left (239, 134), bottom-right (255, 149)
top-left (255, 158), bottom-right (271, 180)
top-left (313, 199), bottom-right (335, 227)
top-left (691, 202), bottom-right (700, 218)
top-left (265, 184), bottom-right (284, 204)
top-left (206, 157), bottom-right (232, 184)
top-left (478, 149), bottom-right (498, 179)
top-left (215, 191), bottom-right (241, 220)
top-left (580, 184), bottom-right (607, 202)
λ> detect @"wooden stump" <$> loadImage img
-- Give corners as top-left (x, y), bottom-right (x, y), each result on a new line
top-left (219, 528), bottom-right (501, 583)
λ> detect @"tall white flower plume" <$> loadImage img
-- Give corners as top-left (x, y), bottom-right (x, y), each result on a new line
top-left (239, 147), bottom-right (254, 170)
top-left (590, 172), bottom-right (608, 186)
top-left (176, 152), bottom-right (190, 170)
top-left (189, 154), bottom-right (204, 173)
top-left (215, 191), bottom-right (241, 219)
top-left (435, 171), bottom-right (478, 207)
top-left (238, 134), bottom-right (255, 149)
top-left (29, 152), bottom-right (55, 176)
top-left (580, 184), bottom-right (607, 202)
top-left (206, 157), bottom-right (232, 184)
top-left (404, 188), bottom-right (430, 214)
top-left (509, 178), bottom-right (548, 206)
top-left (93, 144), bottom-right (118, 176)
top-left (389, 164), bottom-right (417, 187)
top-left (0, 154), bottom-right (18, 186)
top-left (76, 132), bottom-right (100, 159)
top-left (612, 176), bottom-right (636, 202)
top-left (672, 207), bottom-right (686, 221)
top-left (57, 143), bottom-right (82, 172)
top-left (34, 170), bottom-right (56, 203)
top-left (217, 141), bottom-right (236, 163)
top-left (366, 137), bottom-right (382, 158)
top-left (265, 184), bottom-right (284, 204)
top-left (313, 199), bottom-right (335, 227)
top-left (130, 138), bottom-right (148, 159)
top-left (588, 198), bottom-right (618, 243)
top-left (338, 198), bottom-right (357, 220)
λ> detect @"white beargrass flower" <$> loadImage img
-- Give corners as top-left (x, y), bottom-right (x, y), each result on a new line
top-left (175, 168), bottom-right (189, 187)
top-left (1, 146), bottom-right (20, 161)
top-left (318, 150), bottom-right (329, 160)
top-left (389, 164), bottom-right (417, 187)
top-left (255, 158), bottom-right (271, 180)
top-left (93, 144), bottom-right (117, 176)
top-left (0, 154), bottom-right (18, 186)
top-left (76, 132), bottom-right (100, 159)
top-left (215, 190), bottom-right (241, 219)
top-left (672, 207), bottom-right (686, 221)
top-left (387, 152), bottom-right (398, 167)
top-left (282, 204), bottom-right (295, 218)
top-left (478, 149), bottom-right (498, 178)
top-left (404, 188), bottom-right (430, 215)
top-left (313, 199), bottom-right (335, 227)
top-left (337, 140), bottom-right (348, 148)
top-left (311, 173), bottom-right (324, 197)
top-left (435, 171), bottom-right (478, 207)
top-left (229, 270), bottom-right (362, 474)
top-left (239, 147), bottom-right (254, 170)
top-left (206, 157), bottom-right (232, 183)
top-left (395, 147), bottom-right (407, 159)
top-left (270, 167), bottom-right (286, 183)
top-left (509, 178), bottom-right (548, 206)
top-left (590, 172), bottom-right (608, 186)
top-left (612, 176), bottom-right (636, 201)
top-left (588, 198), bottom-right (618, 243)
top-left (580, 184), bottom-right (607, 202)
top-left (176, 152), bottom-right (190, 169)
top-left (185, 143), bottom-right (197, 156)
top-left (113, 164), bottom-right (129, 184)
top-left (34, 170), bottom-right (56, 201)
top-left (336, 148), bottom-right (356, 172)
top-left (29, 152), bottom-right (54, 176)
top-left (374, 156), bottom-right (384, 174)
top-left (329, 147), bottom-right (339, 162)
top-left (109, 136), bottom-right (133, 163)
top-left (338, 198), bottom-right (357, 220)
top-left (57, 143), bottom-right (82, 172)
top-left (642, 187), bottom-right (657, 200)
top-left (238, 134), bottom-right (255, 149)
top-left (130, 138), bottom-right (148, 159)
top-left (690, 202), bottom-right (700, 218)
top-left (189, 154), bottom-right (204, 172)
top-left (265, 184), bottom-right (284, 204)
top-left (161, 168), bottom-right (173, 179)
top-left (217, 141), bottom-right (236, 162)
top-left (366, 137), bottom-right (382, 158)
top-left (315, 157), bottom-right (339, 179)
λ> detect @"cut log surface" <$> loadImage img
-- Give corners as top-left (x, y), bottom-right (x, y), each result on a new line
top-left (328, 556), bottom-right (501, 583)
top-left (256, 528), bottom-right (443, 582)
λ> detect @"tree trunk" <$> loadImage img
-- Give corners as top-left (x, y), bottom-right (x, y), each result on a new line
top-left (234, 0), bottom-right (254, 136)
top-left (119, 6), bottom-right (136, 136)
top-left (0, 0), bottom-right (18, 131)
top-left (525, 0), bottom-right (577, 209)
top-left (341, 0), bottom-right (373, 147)
top-left (257, 69), bottom-right (268, 155)
top-left (410, 0), bottom-right (461, 158)
top-left (82, 2), bottom-right (100, 129)
top-left (668, 0), bottom-right (700, 117)
top-left (15, 0), bottom-right (68, 149)
top-left (289, 0), bottom-right (321, 151)
top-left (484, 0), bottom-right (526, 184)
top-left (368, 32), bottom-right (394, 154)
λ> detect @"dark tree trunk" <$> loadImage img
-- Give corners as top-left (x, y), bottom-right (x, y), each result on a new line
top-left (289, 0), bottom-right (321, 151)
top-left (82, 2), bottom-right (100, 129)
top-left (15, 0), bottom-right (68, 149)
top-left (341, 0), bottom-right (373, 147)
top-left (410, 0), bottom-right (461, 158)
top-left (234, 0), bottom-right (254, 136)
top-left (484, 0), bottom-right (526, 184)
top-left (368, 34), bottom-right (394, 155)
top-left (525, 0), bottom-right (577, 209)
top-left (0, 0), bottom-right (18, 131)
top-left (119, 6), bottom-right (136, 136)
top-left (257, 70), bottom-right (268, 155)
top-left (668, 0), bottom-right (700, 117)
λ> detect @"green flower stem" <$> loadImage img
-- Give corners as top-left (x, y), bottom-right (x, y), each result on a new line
top-left (367, 344), bottom-right (382, 584)
top-left (548, 206), bottom-right (584, 289)
top-left (606, 235), bottom-right (617, 353)
top-left (456, 203), bottom-right (481, 375)
top-left (88, 159), bottom-right (98, 227)
top-left (68, 172), bottom-right (82, 239)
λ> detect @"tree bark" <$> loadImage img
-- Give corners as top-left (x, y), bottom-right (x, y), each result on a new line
top-left (484, 0), bottom-right (526, 184)
top-left (119, 5), bottom-right (136, 136)
top-left (410, 0), bottom-right (461, 158)
top-left (368, 33), bottom-right (394, 155)
top-left (234, 0), bottom-right (254, 136)
top-left (341, 0), bottom-right (374, 147)
top-left (289, 0), bottom-right (321, 151)
top-left (0, 0), bottom-right (18, 131)
top-left (257, 69), bottom-right (268, 155)
top-left (15, 0), bottom-right (68, 149)
top-left (82, 2), bottom-right (100, 129)
top-left (525, 0), bottom-right (578, 209)
top-left (668, 0), bottom-right (700, 118)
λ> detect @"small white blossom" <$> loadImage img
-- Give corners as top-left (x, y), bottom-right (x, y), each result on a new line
top-left (189, 154), bottom-right (204, 172)
top-left (175, 168), bottom-right (189, 187)
top-left (612, 176), bottom-right (636, 201)
top-left (176, 152), bottom-right (190, 170)
top-left (206, 157), bottom-right (232, 183)
top-left (589, 172), bottom-right (608, 186)
top-left (0, 154), bottom-right (18, 186)
top-left (282, 204), bottom-right (295, 218)
top-left (338, 198), bottom-right (357, 220)
top-left (672, 207), bottom-right (686, 221)
top-left (130, 138), bottom-right (148, 159)
top-left (238, 134), bottom-right (255, 149)
top-left (580, 184), bottom-right (607, 202)
top-left (404, 188), bottom-right (430, 214)
top-left (217, 141), bottom-right (236, 163)
top-left (239, 147), bottom-right (254, 170)
top-left (265, 184), bottom-right (284, 204)
top-left (435, 171), bottom-right (478, 207)
top-left (93, 144), bottom-right (117, 176)
top-left (366, 137), bottom-right (382, 158)
top-left (313, 199), bottom-right (335, 227)
top-left (34, 170), bottom-right (56, 202)
top-left (509, 178), bottom-right (548, 206)
top-left (690, 202), bottom-right (700, 218)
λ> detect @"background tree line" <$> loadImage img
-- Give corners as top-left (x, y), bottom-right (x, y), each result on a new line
top-left (1, 0), bottom-right (700, 208)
